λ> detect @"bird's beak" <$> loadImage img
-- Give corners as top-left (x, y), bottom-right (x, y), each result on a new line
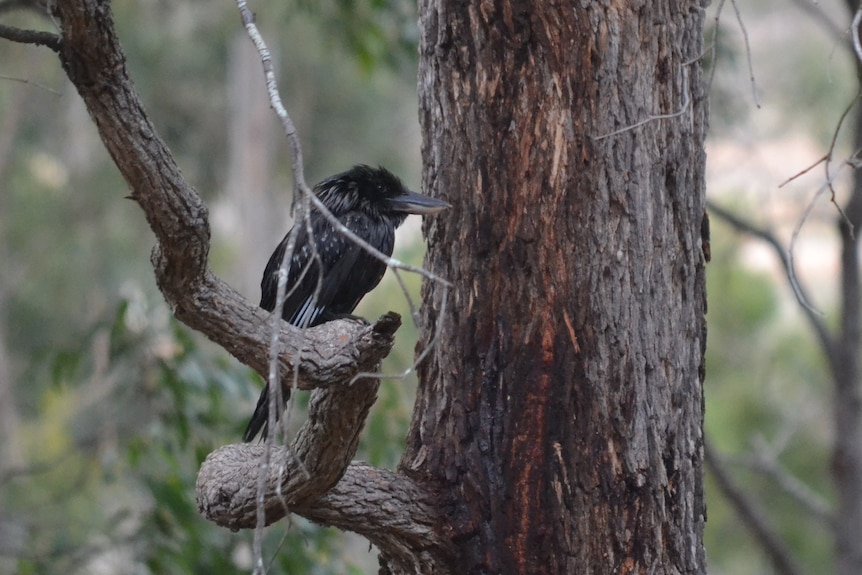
top-left (387, 190), bottom-right (451, 215)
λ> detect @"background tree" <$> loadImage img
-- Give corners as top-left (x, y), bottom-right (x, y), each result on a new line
top-left (703, 2), bottom-right (862, 574)
top-left (1, 0), bottom-right (709, 573)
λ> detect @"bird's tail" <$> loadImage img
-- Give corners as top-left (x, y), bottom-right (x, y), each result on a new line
top-left (243, 383), bottom-right (291, 442)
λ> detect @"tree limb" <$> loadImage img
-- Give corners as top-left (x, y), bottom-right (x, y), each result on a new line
top-left (45, 0), bottom-right (398, 388)
top-left (705, 441), bottom-right (806, 575)
top-left (197, 457), bottom-right (453, 572)
top-left (706, 200), bottom-right (838, 369)
top-left (303, 463), bottom-right (454, 573)
top-left (0, 23), bottom-right (60, 51)
top-left (4, 0), bottom-right (453, 568)
top-left (194, 314), bottom-right (453, 570)
top-left (196, 377), bottom-right (384, 529)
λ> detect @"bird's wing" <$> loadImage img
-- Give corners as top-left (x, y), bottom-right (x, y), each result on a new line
top-left (259, 224), bottom-right (306, 313)
top-left (260, 223), bottom-right (327, 325)
top-left (259, 213), bottom-right (392, 327)
top-left (293, 212), bottom-right (391, 325)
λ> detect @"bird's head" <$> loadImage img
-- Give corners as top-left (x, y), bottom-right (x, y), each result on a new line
top-left (315, 165), bottom-right (450, 221)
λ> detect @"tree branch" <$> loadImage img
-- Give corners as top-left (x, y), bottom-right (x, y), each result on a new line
top-left (705, 441), bottom-right (806, 575)
top-left (7, 0), bottom-right (454, 569)
top-left (196, 377), bottom-right (383, 529)
top-left (45, 0), bottom-right (399, 388)
top-left (197, 457), bottom-right (453, 572)
top-left (706, 200), bottom-right (838, 370)
top-left (0, 23), bottom-right (60, 51)
top-left (740, 435), bottom-right (835, 528)
top-left (303, 463), bottom-right (454, 573)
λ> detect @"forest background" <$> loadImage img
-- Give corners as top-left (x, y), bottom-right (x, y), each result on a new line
top-left (0, 0), bottom-right (855, 573)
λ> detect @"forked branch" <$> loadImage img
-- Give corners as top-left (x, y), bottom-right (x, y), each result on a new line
top-left (3, 1), bottom-right (454, 569)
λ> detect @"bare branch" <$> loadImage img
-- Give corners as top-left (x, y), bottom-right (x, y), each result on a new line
top-left (0, 23), bottom-right (60, 51)
top-left (785, 0), bottom-right (844, 41)
top-left (0, 73), bottom-right (61, 95)
top-left (741, 436), bottom-right (835, 528)
top-left (198, 456), bottom-right (452, 573)
top-left (593, 66), bottom-right (692, 141)
top-left (853, 6), bottom-right (862, 66)
top-left (303, 463), bottom-right (454, 573)
top-left (705, 441), bottom-right (806, 575)
top-left (778, 154), bottom-right (828, 188)
top-left (195, 334), bottom-right (454, 573)
top-left (235, 0), bottom-right (311, 204)
top-left (730, 0), bottom-right (760, 108)
top-left (706, 200), bottom-right (837, 366)
top-left (196, 379), bottom-right (383, 529)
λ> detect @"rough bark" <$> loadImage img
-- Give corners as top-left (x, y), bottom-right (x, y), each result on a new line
top-left (401, 1), bottom-right (709, 573)
top-left (196, 347), bottom-right (387, 529)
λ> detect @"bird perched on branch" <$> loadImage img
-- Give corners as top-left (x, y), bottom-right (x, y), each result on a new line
top-left (243, 165), bottom-right (449, 442)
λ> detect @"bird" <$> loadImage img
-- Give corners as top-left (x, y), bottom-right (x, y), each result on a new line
top-left (243, 164), bottom-right (449, 442)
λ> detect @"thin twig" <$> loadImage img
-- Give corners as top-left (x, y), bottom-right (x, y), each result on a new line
top-left (391, 267), bottom-right (419, 325)
top-left (234, 2), bottom-right (452, 571)
top-left (234, 4), bottom-right (303, 571)
top-left (778, 154), bottom-right (828, 189)
top-left (0, 73), bottom-right (61, 95)
top-left (821, 89), bottom-right (861, 235)
top-left (852, 6), bottom-right (862, 66)
top-left (787, 181), bottom-right (832, 314)
top-left (349, 285), bottom-right (449, 386)
top-left (593, 67), bottom-right (691, 140)
top-left (730, 0), bottom-right (760, 108)
top-left (235, 2), bottom-right (311, 204)
top-left (741, 435), bottom-right (835, 528)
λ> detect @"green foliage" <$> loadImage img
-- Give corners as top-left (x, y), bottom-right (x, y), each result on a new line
top-left (289, 0), bottom-right (418, 73)
top-left (1, 296), bottom-right (378, 574)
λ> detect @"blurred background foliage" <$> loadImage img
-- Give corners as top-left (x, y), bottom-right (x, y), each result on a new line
top-left (0, 0), bottom-right (858, 573)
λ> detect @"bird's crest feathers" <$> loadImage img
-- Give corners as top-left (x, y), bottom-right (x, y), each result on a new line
top-left (315, 165), bottom-right (409, 218)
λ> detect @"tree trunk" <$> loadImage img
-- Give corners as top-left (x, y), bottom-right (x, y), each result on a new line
top-left (833, 18), bottom-right (862, 570)
top-left (400, 1), bottom-right (709, 572)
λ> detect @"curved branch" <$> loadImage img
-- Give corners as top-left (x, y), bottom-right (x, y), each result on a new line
top-left (706, 201), bottom-right (838, 369)
top-left (49, 0), bottom-right (400, 387)
top-left (197, 454), bottom-right (453, 572)
top-left (705, 441), bottom-right (806, 575)
top-left (34, 1), bottom-right (450, 570)
top-left (196, 377), bottom-right (382, 529)
top-left (304, 463), bottom-right (455, 573)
